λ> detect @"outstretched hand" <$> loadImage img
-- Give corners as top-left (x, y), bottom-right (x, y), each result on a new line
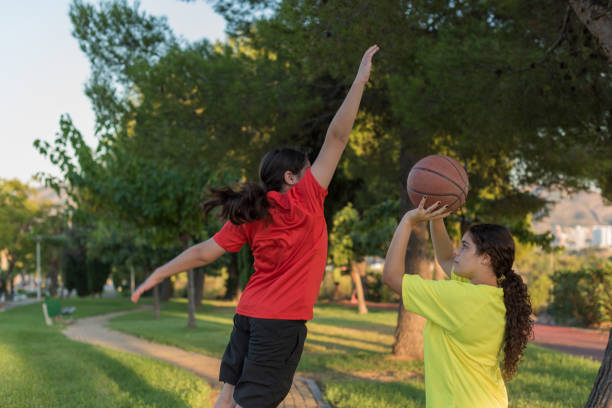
top-left (355, 45), bottom-right (379, 84)
top-left (405, 197), bottom-right (452, 225)
top-left (131, 276), bottom-right (159, 303)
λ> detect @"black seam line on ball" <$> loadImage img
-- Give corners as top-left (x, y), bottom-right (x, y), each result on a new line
top-left (439, 155), bottom-right (469, 188)
top-left (407, 186), bottom-right (462, 201)
top-left (411, 167), bottom-right (467, 200)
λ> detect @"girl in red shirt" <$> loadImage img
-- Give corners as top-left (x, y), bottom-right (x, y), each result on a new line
top-left (132, 45), bottom-right (379, 408)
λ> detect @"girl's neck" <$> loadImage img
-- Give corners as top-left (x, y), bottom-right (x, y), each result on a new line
top-left (470, 269), bottom-right (499, 287)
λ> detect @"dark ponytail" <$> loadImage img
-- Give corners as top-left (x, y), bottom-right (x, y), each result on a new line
top-left (203, 183), bottom-right (270, 225)
top-left (468, 224), bottom-right (534, 382)
top-left (203, 148), bottom-right (307, 225)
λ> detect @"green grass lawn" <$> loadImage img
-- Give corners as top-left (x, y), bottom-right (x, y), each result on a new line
top-left (0, 298), bottom-right (211, 408)
top-left (59, 295), bottom-right (148, 318)
top-left (109, 298), bottom-right (602, 408)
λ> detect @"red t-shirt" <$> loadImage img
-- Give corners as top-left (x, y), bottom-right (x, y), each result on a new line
top-left (213, 168), bottom-right (328, 320)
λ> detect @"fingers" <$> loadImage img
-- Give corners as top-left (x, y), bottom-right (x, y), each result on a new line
top-left (423, 200), bottom-right (453, 217)
top-left (364, 45), bottom-right (379, 60)
top-left (431, 204), bottom-right (449, 216)
top-left (131, 287), bottom-right (142, 303)
top-left (424, 200), bottom-right (442, 213)
top-left (418, 196), bottom-right (427, 210)
top-left (430, 210), bottom-right (453, 221)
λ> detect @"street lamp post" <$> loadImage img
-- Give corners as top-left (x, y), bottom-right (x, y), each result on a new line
top-left (36, 235), bottom-right (41, 300)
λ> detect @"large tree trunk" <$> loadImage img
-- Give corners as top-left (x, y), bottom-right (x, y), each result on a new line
top-left (569, 0), bottom-right (612, 61)
top-left (585, 328), bottom-right (612, 407)
top-left (160, 278), bottom-right (174, 301)
top-left (224, 253), bottom-right (241, 300)
top-left (187, 269), bottom-right (197, 328)
top-left (180, 234), bottom-right (197, 329)
top-left (392, 137), bottom-right (430, 359)
top-left (194, 269), bottom-right (205, 308)
top-left (153, 284), bottom-right (160, 319)
top-left (350, 260), bottom-right (368, 314)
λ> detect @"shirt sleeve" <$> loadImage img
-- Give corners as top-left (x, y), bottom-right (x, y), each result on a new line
top-left (402, 274), bottom-right (472, 333)
top-left (213, 221), bottom-right (248, 253)
top-left (289, 168), bottom-right (328, 214)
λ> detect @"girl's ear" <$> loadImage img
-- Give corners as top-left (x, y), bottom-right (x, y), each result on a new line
top-left (283, 170), bottom-right (297, 186)
top-left (480, 253), bottom-right (491, 266)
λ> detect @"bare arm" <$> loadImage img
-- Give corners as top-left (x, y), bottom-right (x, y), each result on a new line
top-left (311, 45), bottom-right (379, 189)
top-left (382, 200), bottom-right (450, 294)
top-left (131, 238), bottom-right (226, 302)
top-left (429, 219), bottom-right (455, 278)
top-left (382, 214), bottom-right (414, 294)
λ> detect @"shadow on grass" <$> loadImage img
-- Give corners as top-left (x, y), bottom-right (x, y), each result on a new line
top-left (322, 372), bottom-right (426, 408)
top-left (306, 327), bottom-right (392, 349)
top-left (310, 315), bottom-right (396, 334)
top-left (11, 332), bottom-right (196, 407)
top-left (2, 304), bottom-right (204, 408)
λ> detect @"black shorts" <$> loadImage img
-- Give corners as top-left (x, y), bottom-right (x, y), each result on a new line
top-left (219, 314), bottom-right (307, 408)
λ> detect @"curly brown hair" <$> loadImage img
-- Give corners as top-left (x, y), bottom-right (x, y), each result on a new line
top-left (468, 224), bottom-right (534, 381)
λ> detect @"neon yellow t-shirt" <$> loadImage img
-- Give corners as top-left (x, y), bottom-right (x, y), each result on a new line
top-left (402, 272), bottom-right (507, 408)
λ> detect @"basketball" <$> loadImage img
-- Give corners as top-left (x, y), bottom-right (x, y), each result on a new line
top-left (406, 155), bottom-right (469, 212)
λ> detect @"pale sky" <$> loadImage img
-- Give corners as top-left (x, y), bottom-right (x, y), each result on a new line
top-left (1, 0), bottom-right (226, 185)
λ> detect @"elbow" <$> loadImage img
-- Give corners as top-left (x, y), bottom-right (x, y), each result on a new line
top-left (195, 245), bottom-right (213, 266)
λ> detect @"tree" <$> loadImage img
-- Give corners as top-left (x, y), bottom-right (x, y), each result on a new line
top-left (0, 179), bottom-right (54, 299)
top-left (585, 328), bottom-right (612, 407)
top-left (42, 0), bottom-right (611, 375)
top-left (569, 0), bottom-right (612, 60)
top-left (329, 200), bottom-right (400, 313)
top-left (196, 0), bottom-right (610, 363)
top-left (71, 0), bottom-right (612, 398)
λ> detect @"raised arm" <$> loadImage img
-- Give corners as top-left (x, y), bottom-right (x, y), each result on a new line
top-left (131, 238), bottom-right (226, 303)
top-left (311, 45), bottom-right (379, 189)
top-left (382, 199), bottom-right (450, 294)
top-left (429, 219), bottom-right (456, 278)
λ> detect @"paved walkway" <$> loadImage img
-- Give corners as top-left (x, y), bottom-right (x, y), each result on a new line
top-left (0, 298), bottom-right (40, 311)
top-left (533, 324), bottom-right (610, 361)
top-left (63, 309), bottom-right (329, 408)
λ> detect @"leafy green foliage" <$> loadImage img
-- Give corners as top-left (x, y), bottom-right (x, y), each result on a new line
top-left (549, 266), bottom-right (612, 326)
top-left (329, 200), bottom-right (400, 266)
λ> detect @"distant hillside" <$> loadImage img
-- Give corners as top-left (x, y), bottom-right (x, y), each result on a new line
top-left (532, 189), bottom-right (612, 233)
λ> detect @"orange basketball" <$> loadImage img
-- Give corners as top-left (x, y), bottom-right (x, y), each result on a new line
top-left (406, 155), bottom-right (469, 212)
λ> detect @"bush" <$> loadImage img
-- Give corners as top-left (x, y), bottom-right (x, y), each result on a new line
top-left (529, 273), bottom-right (552, 315)
top-left (364, 271), bottom-right (400, 303)
top-left (549, 267), bottom-right (612, 327)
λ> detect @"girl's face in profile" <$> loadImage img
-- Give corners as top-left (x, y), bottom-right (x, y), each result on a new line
top-left (453, 232), bottom-right (486, 279)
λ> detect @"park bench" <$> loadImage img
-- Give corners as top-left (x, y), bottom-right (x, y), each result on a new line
top-left (42, 296), bottom-right (76, 326)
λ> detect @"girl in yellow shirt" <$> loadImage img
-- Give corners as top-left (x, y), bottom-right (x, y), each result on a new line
top-left (382, 198), bottom-right (533, 407)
